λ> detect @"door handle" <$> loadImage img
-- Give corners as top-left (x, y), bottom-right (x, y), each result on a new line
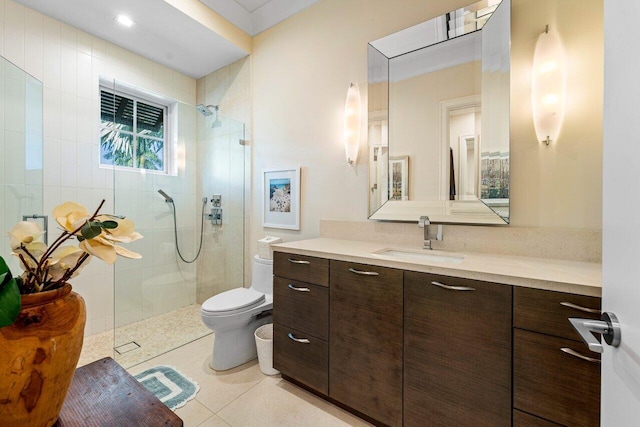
top-left (569, 312), bottom-right (621, 354)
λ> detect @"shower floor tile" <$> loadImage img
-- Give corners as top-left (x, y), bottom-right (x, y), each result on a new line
top-left (79, 304), bottom-right (211, 368)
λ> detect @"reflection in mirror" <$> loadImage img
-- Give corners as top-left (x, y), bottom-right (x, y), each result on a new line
top-left (368, 0), bottom-right (510, 224)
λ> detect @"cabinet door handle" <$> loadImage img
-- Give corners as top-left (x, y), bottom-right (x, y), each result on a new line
top-left (348, 268), bottom-right (379, 276)
top-left (288, 258), bottom-right (310, 265)
top-left (560, 301), bottom-right (600, 314)
top-left (288, 333), bottom-right (310, 344)
top-left (560, 347), bottom-right (601, 364)
top-left (288, 284), bottom-right (310, 292)
top-left (431, 281), bottom-right (475, 291)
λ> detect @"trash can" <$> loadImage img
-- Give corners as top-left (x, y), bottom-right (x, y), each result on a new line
top-left (254, 324), bottom-right (280, 376)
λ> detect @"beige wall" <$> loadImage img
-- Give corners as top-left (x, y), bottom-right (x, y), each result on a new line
top-left (510, 0), bottom-right (603, 228)
top-left (252, 0), bottom-right (603, 250)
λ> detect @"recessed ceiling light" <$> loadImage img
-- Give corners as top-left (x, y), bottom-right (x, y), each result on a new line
top-left (115, 14), bottom-right (134, 27)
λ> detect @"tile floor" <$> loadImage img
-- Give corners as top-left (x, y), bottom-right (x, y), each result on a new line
top-left (79, 305), bottom-right (372, 426)
top-left (125, 335), bottom-right (373, 427)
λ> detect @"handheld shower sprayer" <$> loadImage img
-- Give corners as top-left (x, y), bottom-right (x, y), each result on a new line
top-left (158, 189), bottom-right (173, 203)
top-left (158, 188), bottom-right (206, 264)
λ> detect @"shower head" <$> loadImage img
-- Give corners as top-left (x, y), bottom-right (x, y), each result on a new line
top-left (158, 189), bottom-right (174, 203)
top-left (196, 104), bottom-right (218, 116)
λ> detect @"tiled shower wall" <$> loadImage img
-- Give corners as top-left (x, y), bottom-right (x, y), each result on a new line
top-left (196, 56), bottom-right (252, 301)
top-left (0, 0), bottom-right (196, 336)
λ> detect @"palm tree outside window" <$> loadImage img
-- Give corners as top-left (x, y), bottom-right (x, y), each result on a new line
top-left (100, 88), bottom-right (167, 173)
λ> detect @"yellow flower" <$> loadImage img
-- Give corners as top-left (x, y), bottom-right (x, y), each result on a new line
top-left (53, 201), bottom-right (90, 233)
top-left (48, 246), bottom-right (89, 281)
top-left (96, 216), bottom-right (143, 244)
top-left (9, 221), bottom-right (47, 270)
top-left (79, 235), bottom-right (142, 264)
top-left (8, 221), bottom-right (46, 250)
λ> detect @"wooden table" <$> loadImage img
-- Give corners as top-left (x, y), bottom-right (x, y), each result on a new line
top-left (55, 357), bottom-right (183, 426)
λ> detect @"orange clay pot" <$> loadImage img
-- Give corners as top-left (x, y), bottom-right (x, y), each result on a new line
top-left (0, 284), bottom-right (86, 427)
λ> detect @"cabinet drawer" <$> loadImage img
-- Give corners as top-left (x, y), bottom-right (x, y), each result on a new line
top-left (513, 410), bottom-right (563, 427)
top-left (404, 271), bottom-right (512, 427)
top-left (514, 328), bottom-right (600, 427)
top-left (273, 323), bottom-right (328, 395)
top-left (273, 276), bottom-right (328, 340)
top-left (273, 252), bottom-right (329, 287)
top-left (514, 287), bottom-right (601, 342)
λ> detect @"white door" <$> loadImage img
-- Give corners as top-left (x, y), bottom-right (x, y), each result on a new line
top-left (601, 0), bottom-right (640, 424)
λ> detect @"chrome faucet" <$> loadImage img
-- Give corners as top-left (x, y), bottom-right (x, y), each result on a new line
top-left (418, 216), bottom-right (443, 250)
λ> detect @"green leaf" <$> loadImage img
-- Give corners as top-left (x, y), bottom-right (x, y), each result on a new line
top-left (98, 220), bottom-right (119, 229)
top-left (0, 278), bottom-right (20, 328)
top-left (0, 272), bottom-right (9, 288)
top-left (0, 256), bottom-right (10, 276)
top-left (81, 222), bottom-right (103, 240)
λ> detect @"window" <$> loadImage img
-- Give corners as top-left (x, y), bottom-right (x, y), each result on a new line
top-left (100, 87), bottom-right (170, 173)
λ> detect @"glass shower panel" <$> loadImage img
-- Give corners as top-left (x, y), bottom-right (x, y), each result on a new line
top-left (196, 115), bottom-right (246, 303)
top-left (111, 86), bottom-right (246, 367)
top-left (0, 56), bottom-right (43, 273)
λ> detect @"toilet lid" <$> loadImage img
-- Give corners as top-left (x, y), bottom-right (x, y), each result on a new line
top-left (201, 288), bottom-right (265, 314)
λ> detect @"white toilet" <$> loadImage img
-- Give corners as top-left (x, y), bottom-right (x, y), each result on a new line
top-left (200, 255), bottom-right (274, 371)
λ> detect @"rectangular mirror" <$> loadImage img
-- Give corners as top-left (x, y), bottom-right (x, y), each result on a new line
top-left (368, 0), bottom-right (510, 224)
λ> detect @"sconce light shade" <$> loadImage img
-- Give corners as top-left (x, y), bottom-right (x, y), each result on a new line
top-left (344, 83), bottom-right (361, 164)
top-left (531, 27), bottom-right (566, 145)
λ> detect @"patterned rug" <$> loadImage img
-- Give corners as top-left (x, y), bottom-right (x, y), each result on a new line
top-left (134, 365), bottom-right (200, 410)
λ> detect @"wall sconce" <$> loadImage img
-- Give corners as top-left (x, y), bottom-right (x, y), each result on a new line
top-left (531, 25), bottom-right (566, 146)
top-left (344, 83), bottom-right (361, 164)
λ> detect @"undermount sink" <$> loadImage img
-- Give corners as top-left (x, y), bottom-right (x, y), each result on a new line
top-left (373, 248), bottom-right (465, 264)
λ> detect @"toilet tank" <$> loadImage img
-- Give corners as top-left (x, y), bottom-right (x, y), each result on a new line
top-left (250, 255), bottom-right (273, 295)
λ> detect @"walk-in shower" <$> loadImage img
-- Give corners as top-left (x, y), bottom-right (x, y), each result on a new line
top-left (107, 88), bottom-right (248, 367)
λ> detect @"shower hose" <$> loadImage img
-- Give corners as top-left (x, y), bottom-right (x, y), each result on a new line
top-left (169, 198), bottom-right (206, 263)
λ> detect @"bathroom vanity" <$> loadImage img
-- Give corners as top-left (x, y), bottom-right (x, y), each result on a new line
top-left (272, 238), bottom-right (601, 427)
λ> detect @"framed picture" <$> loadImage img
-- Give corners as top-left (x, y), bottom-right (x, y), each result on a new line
top-left (389, 156), bottom-right (409, 201)
top-left (263, 168), bottom-right (301, 230)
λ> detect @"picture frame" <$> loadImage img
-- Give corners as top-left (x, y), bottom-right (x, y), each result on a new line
top-left (263, 168), bottom-right (301, 230)
top-left (389, 156), bottom-right (409, 201)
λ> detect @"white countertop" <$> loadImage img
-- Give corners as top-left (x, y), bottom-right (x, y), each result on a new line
top-left (272, 238), bottom-right (602, 297)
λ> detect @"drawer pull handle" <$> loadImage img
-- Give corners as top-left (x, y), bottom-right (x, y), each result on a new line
top-left (288, 333), bottom-right (310, 344)
top-left (431, 281), bottom-right (476, 291)
top-left (348, 268), bottom-right (379, 276)
top-left (288, 284), bottom-right (310, 292)
top-left (560, 301), bottom-right (600, 314)
top-left (560, 347), bottom-right (601, 364)
top-left (288, 258), bottom-right (310, 265)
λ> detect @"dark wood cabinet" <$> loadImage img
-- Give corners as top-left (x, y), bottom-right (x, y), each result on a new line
top-left (272, 249), bottom-right (601, 427)
top-left (273, 277), bottom-right (328, 341)
top-left (404, 271), bottom-right (512, 427)
top-left (513, 288), bottom-right (601, 427)
top-left (513, 410), bottom-right (563, 427)
top-left (514, 287), bottom-right (601, 341)
top-left (273, 253), bottom-right (329, 395)
top-left (273, 252), bottom-right (329, 286)
top-left (273, 324), bottom-right (328, 394)
top-left (329, 260), bottom-right (403, 427)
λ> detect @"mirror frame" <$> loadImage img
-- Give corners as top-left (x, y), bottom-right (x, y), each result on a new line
top-left (367, 0), bottom-right (511, 225)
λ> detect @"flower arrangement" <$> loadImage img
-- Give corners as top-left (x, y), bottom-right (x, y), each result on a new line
top-left (0, 200), bottom-right (142, 327)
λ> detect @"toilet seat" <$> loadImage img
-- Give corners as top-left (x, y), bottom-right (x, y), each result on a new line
top-left (201, 288), bottom-right (266, 316)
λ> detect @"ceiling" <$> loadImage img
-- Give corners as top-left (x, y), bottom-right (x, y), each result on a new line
top-left (200, 0), bottom-right (319, 36)
top-left (15, 0), bottom-right (319, 79)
